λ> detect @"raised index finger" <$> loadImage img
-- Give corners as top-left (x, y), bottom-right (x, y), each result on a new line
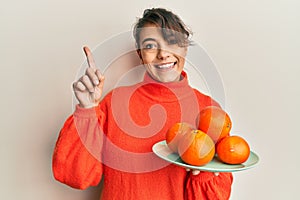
top-left (83, 46), bottom-right (96, 69)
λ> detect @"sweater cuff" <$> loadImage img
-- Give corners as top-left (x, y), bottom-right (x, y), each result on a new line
top-left (74, 104), bottom-right (100, 118)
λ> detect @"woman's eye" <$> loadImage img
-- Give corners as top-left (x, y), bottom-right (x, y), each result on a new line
top-left (144, 43), bottom-right (157, 49)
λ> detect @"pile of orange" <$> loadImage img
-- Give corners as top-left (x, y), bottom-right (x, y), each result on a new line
top-left (166, 106), bottom-right (251, 166)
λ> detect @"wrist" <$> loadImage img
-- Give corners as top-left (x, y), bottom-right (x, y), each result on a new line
top-left (79, 102), bottom-right (98, 109)
top-left (74, 104), bottom-right (99, 118)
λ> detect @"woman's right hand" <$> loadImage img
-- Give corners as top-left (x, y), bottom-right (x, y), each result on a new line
top-left (73, 46), bottom-right (105, 108)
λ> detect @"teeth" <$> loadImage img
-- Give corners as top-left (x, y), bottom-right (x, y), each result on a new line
top-left (156, 63), bottom-right (174, 69)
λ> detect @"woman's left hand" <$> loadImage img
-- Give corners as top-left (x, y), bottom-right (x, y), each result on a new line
top-left (186, 169), bottom-right (219, 176)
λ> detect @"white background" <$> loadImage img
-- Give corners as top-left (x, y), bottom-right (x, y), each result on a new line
top-left (1, 0), bottom-right (299, 199)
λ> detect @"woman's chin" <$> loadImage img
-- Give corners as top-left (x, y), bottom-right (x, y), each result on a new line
top-left (154, 74), bottom-right (180, 83)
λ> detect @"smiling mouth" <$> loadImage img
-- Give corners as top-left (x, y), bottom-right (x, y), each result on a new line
top-left (154, 62), bottom-right (177, 70)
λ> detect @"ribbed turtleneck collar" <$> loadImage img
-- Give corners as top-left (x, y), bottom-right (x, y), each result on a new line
top-left (137, 71), bottom-right (195, 102)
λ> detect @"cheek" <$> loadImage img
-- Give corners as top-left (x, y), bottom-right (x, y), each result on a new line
top-left (176, 57), bottom-right (186, 71)
top-left (141, 52), bottom-right (156, 64)
top-left (178, 48), bottom-right (187, 61)
top-left (179, 49), bottom-right (187, 58)
top-left (176, 53), bottom-right (186, 63)
top-left (170, 46), bottom-right (187, 58)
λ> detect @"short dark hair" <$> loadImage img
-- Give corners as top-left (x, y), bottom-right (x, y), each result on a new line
top-left (133, 8), bottom-right (192, 49)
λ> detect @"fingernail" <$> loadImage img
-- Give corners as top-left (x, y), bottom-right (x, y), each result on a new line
top-left (94, 79), bottom-right (99, 85)
top-left (192, 170), bottom-right (200, 175)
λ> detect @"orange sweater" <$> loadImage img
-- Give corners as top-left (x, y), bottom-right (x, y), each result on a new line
top-left (52, 72), bottom-right (233, 200)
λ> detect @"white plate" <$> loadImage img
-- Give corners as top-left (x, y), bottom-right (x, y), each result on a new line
top-left (152, 140), bottom-right (259, 172)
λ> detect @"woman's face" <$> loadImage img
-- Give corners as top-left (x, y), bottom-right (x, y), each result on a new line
top-left (137, 24), bottom-right (187, 83)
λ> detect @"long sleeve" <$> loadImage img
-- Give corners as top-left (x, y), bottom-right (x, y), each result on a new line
top-left (185, 171), bottom-right (233, 200)
top-left (52, 105), bottom-right (106, 189)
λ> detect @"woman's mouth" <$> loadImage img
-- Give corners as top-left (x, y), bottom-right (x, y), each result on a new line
top-left (154, 62), bottom-right (177, 71)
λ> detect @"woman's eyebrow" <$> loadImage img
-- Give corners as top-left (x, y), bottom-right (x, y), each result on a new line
top-left (141, 38), bottom-right (157, 44)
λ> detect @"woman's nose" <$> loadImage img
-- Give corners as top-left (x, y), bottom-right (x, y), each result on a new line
top-left (157, 48), bottom-right (171, 60)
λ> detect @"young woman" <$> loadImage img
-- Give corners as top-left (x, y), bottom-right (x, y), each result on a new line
top-left (52, 8), bottom-right (233, 200)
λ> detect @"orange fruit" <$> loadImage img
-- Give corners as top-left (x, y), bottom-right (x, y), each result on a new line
top-left (166, 122), bottom-right (193, 153)
top-left (216, 135), bottom-right (250, 164)
top-left (197, 106), bottom-right (232, 143)
top-left (178, 130), bottom-right (215, 166)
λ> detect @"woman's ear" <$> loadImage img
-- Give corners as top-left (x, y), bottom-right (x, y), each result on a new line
top-left (136, 49), bottom-right (143, 60)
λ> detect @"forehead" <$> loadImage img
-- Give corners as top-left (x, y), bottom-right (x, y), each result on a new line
top-left (138, 24), bottom-right (165, 42)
